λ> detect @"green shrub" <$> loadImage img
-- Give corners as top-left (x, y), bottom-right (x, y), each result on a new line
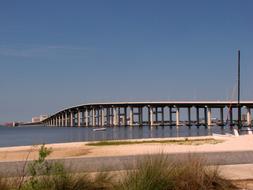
top-left (20, 144), bottom-right (113, 190)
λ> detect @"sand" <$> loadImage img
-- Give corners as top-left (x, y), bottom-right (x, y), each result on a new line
top-left (0, 135), bottom-right (253, 162)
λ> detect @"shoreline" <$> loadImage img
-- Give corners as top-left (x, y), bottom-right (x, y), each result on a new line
top-left (1, 135), bottom-right (253, 162)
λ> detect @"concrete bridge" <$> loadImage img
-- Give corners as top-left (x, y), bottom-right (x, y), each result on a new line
top-left (42, 101), bottom-right (253, 127)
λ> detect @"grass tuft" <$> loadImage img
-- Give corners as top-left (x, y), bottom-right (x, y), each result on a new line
top-left (87, 138), bottom-right (223, 146)
top-left (116, 153), bottom-right (237, 190)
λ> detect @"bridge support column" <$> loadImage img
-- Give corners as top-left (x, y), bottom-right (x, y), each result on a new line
top-left (92, 108), bottom-right (95, 127)
top-left (109, 108), bottom-right (113, 126)
top-left (204, 107), bottom-right (208, 126)
top-left (61, 114), bottom-right (64, 126)
top-left (148, 107), bottom-right (150, 125)
top-left (113, 107), bottom-right (117, 126)
top-left (81, 111), bottom-right (85, 126)
top-left (70, 112), bottom-right (74, 127)
top-left (101, 108), bottom-right (105, 126)
top-left (139, 107), bottom-right (143, 126)
top-left (97, 109), bottom-right (100, 127)
top-left (130, 107), bottom-right (133, 126)
top-left (77, 110), bottom-right (81, 127)
top-left (65, 112), bottom-right (68, 126)
top-left (57, 115), bottom-right (60, 127)
top-left (229, 108), bottom-right (233, 125)
top-left (220, 108), bottom-right (224, 126)
top-left (161, 107), bottom-right (164, 125)
top-left (118, 108), bottom-right (121, 126)
top-left (85, 110), bottom-right (89, 127)
top-left (124, 107), bottom-right (127, 126)
top-left (150, 107), bottom-right (154, 126)
top-left (176, 107), bottom-right (180, 126)
top-left (169, 107), bottom-right (172, 126)
top-left (106, 108), bottom-right (110, 126)
top-left (188, 107), bottom-right (191, 126)
top-left (155, 107), bottom-right (158, 124)
top-left (207, 107), bottom-right (212, 127)
top-left (247, 107), bottom-right (252, 126)
top-left (196, 107), bottom-right (200, 126)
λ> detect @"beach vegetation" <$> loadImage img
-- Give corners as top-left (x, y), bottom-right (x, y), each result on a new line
top-left (116, 154), bottom-right (237, 190)
top-left (0, 145), bottom-right (238, 190)
top-left (86, 138), bottom-right (223, 146)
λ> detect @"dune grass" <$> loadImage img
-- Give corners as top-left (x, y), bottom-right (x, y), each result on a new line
top-left (86, 138), bottom-right (224, 146)
top-left (116, 154), bottom-right (237, 190)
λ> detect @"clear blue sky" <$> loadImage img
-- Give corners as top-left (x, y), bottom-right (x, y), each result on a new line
top-left (0, 0), bottom-right (252, 122)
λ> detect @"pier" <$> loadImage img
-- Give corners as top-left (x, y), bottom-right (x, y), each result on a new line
top-left (42, 101), bottom-right (253, 127)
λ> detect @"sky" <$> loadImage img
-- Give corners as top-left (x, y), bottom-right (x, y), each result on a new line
top-left (0, 0), bottom-right (252, 123)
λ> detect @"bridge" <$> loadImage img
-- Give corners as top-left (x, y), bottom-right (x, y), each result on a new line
top-left (42, 101), bottom-right (253, 127)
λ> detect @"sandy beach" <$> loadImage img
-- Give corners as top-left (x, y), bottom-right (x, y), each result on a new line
top-left (0, 135), bottom-right (253, 162)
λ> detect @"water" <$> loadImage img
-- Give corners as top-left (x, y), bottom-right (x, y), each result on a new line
top-left (0, 125), bottom-right (233, 147)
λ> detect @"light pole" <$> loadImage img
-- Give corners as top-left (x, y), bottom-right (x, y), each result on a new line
top-left (238, 50), bottom-right (241, 129)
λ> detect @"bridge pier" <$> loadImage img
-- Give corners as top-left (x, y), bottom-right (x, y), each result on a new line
top-left (65, 112), bottom-right (68, 126)
top-left (85, 110), bottom-right (88, 126)
top-left (229, 108), bottom-right (233, 125)
top-left (169, 107), bottom-right (172, 126)
top-left (155, 107), bottom-right (158, 124)
top-left (57, 115), bottom-right (60, 127)
top-left (220, 107), bottom-right (224, 126)
top-left (196, 107), bottom-right (200, 126)
top-left (70, 112), bottom-right (74, 127)
top-left (98, 109), bottom-right (100, 126)
top-left (129, 107), bottom-right (134, 126)
top-left (176, 107), bottom-right (180, 126)
top-left (187, 107), bottom-right (191, 126)
top-left (123, 107), bottom-right (127, 126)
top-left (150, 106), bottom-right (154, 126)
top-left (77, 110), bottom-right (81, 127)
top-left (247, 107), bottom-right (252, 126)
top-left (61, 114), bottom-right (64, 126)
top-left (161, 107), bottom-right (164, 125)
top-left (208, 107), bottom-right (212, 127)
top-left (92, 108), bottom-right (95, 127)
top-left (106, 108), bottom-right (110, 126)
top-left (113, 107), bottom-right (117, 126)
top-left (101, 108), bottom-right (104, 126)
top-left (139, 107), bottom-right (143, 126)
top-left (117, 108), bottom-right (120, 126)
top-left (204, 107), bottom-right (208, 127)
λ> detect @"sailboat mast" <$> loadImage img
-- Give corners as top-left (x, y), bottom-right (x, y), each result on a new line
top-left (238, 50), bottom-right (241, 129)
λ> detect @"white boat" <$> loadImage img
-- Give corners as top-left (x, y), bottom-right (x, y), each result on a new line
top-left (93, 127), bottom-right (106, 131)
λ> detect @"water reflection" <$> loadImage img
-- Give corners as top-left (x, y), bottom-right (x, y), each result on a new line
top-left (0, 125), bottom-right (233, 147)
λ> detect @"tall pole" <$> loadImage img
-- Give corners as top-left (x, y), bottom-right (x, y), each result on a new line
top-left (238, 50), bottom-right (241, 129)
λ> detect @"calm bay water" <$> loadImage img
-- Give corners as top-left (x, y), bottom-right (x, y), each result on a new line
top-left (0, 125), bottom-right (233, 147)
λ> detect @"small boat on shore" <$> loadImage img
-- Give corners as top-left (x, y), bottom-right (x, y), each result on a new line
top-left (93, 127), bottom-right (106, 132)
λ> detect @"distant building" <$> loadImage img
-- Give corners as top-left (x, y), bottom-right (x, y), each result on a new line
top-left (32, 115), bottom-right (48, 123)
